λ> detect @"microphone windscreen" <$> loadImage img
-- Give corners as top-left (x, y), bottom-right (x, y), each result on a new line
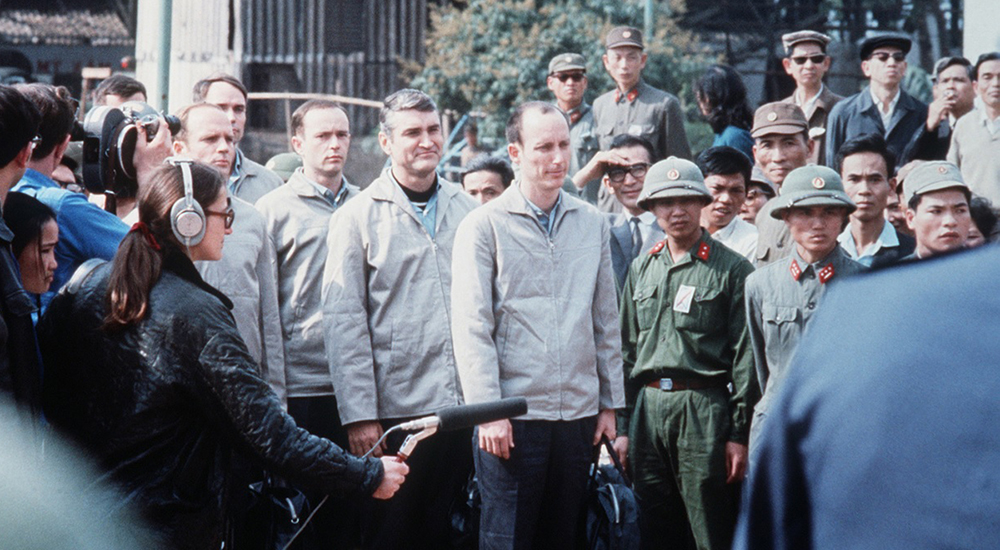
top-left (436, 397), bottom-right (528, 431)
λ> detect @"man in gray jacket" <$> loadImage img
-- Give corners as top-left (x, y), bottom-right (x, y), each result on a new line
top-left (451, 102), bottom-right (625, 549)
top-left (174, 103), bottom-right (286, 404)
top-left (322, 89), bottom-right (477, 549)
top-left (255, 99), bottom-right (360, 548)
top-left (193, 74), bottom-right (284, 204)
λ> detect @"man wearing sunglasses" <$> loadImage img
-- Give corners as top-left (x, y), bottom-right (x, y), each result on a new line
top-left (175, 103), bottom-right (287, 410)
top-left (780, 31), bottom-right (842, 166)
top-left (547, 53), bottom-right (601, 203)
top-left (826, 34), bottom-right (928, 167)
top-left (593, 26), bottom-right (692, 214)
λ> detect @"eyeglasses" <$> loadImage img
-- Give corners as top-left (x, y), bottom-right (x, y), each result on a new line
top-left (553, 72), bottom-right (585, 83)
top-left (606, 163), bottom-right (650, 183)
top-left (205, 206), bottom-right (235, 229)
top-left (870, 52), bottom-right (907, 63)
top-left (790, 54), bottom-right (827, 65)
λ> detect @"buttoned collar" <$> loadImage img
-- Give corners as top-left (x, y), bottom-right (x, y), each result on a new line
top-left (789, 246), bottom-right (841, 283)
top-left (614, 81), bottom-right (643, 104)
top-left (795, 83), bottom-right (825, 118)
top-left (565, 102), bottom-right (591, 125)
top-left (650, 230), bottom-right (713, 265)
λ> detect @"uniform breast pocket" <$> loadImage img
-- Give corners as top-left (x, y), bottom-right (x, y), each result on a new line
top-left (674, 286), bottom-right (724, 332)
top-left (761, 304), bottom-right (802, 347)
top-left (632, 286), bottom-right (659, 332)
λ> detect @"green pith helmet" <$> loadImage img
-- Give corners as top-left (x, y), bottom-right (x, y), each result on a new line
top-left (264, 152), bottom-right (303, 182)
top-left (636, 156), bottom-right (712, 210)
top-left (768, 165), bottom-right (856, 219)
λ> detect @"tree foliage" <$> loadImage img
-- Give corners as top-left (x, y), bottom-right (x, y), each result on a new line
top-left (409, 0), bottom-right (716, 139)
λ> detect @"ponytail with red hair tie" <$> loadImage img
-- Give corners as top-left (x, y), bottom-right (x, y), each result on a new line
top-left (130, 222), bottom-right (162, 251)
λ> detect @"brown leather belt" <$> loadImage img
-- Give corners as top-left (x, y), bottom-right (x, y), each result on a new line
top-left (645, 377), bottom-right (727, 392)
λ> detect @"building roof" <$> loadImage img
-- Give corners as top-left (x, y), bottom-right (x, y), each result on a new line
top-left (0, 10), bottom-right (132, 46)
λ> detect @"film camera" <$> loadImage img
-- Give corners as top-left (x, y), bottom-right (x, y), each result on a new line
top-left (81, 101), bottom-right (180, 197)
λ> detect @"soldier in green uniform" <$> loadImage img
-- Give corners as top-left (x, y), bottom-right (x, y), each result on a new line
top-left (744, 165), bottom-right (864, 458)
top-left (617, 157), bottom-right (756, 550)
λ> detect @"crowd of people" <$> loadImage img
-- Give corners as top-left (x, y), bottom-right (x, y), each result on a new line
top-left (0, 21), bottom-right (997, 550)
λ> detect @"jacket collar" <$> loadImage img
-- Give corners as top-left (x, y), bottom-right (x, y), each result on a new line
top-left (164, 250), bottom-right (233, 310)
top-left (287, 168), bottom-right (358, 202)
top-left (859, 86), bottom-right (918, 133)
top-left (370, 167), bottom-right (460, 226)
top-left (498, 180), bottom-right (581, 228)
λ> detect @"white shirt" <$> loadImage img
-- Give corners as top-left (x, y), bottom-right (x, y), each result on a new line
top-left (837, 220), bottom-right (900, 267)
top-left (712, 216), bottom-right (758, 261)
top-left (981, 108), bottom-right (1000, 137)
top-left (870, 87), bottom-right (901, 132)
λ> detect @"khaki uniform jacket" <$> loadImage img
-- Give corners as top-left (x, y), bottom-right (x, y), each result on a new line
top-left (450, 185), bottom-right (625, 420)
top-left (232, 153), bottom-right (285, 205)
top-left (256, 169), bottom-right (360, 398)
top-left (322, 169), bottom-right (477, 424)
top-left (619, 231), bottom-right (756, 443)
top-left (196, 197), bottom-right (287, 405)
top-left (781, 86), bottom-right (843, 166)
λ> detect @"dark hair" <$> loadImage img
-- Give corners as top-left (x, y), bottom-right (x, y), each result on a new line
top-left (835, 133), bottom-right (896, 177)
top-left (104, 162), bottom-right (224, 330)
top-left (291, 99), bottom-right (348, 136)
top-left (694, 65), bottom-right (754, 134)
top-left (506, 101), bottom-right (567, 145)
top-left (192, 73), bottom-right (248, 102)
top-left (379, 89), bottom-right (437, 136)
top-left (0, 85), bottom-right (41, 167)
top-left (93, 74), bottom-right (147, 105)
top-left (462, 155), bottom-right (514, 189)
top-left (696, 146), bottom-right (752, 185)
top-left (973, 52), bottom-right (1000, 81)
top-left (609, 134), bottom-right (655, 164)
top-left (969, 195), bottom-right (999, 241)
top-left (933, 57), bottom-right (973, 82)
top-left (3, 192), bottom-right (56, 258)
top-left (12, 83), bottom-right (75, 160)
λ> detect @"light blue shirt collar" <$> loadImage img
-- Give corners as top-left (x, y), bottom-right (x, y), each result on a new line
top-left (518, 183), bottom-right (562, 236)
top-left (838, 221), bottom-right (899, 267)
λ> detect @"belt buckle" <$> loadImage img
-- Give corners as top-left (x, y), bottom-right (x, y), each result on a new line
top-left (660, 377), bottom-right (674, 391)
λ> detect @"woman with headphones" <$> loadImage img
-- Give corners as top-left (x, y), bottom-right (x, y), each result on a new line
top-left (37, 160), bottom-right (407, 550)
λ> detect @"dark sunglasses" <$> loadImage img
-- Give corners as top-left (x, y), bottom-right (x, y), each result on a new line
top-left (205, 203), bottom-right (236, 229)
top-left (791, 54), bottom-right (827, 65)
top-left (870, 52), bottom-right (906, 63)
top-left (607, 163), bottom-right (650, 183)
top-left (553, 72), bottom-right (585, 83)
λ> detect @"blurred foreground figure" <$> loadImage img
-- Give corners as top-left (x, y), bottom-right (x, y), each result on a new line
top-left (734, 245), bottom-right (1000, 550)
top-left (0, 396), bottom-right (162, 549)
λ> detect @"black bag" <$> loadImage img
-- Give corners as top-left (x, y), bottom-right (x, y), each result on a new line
top-left (230, 475), bottom-right (312, 550)
top-left (581, 436), bottom-right (641, 550)
top-left (449, 472), bottom-right (481, 550)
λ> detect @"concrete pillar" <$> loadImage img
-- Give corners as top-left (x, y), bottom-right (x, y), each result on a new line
top-left (964, 0), bottom-right (1000, 59)
top-left (134, 0), bottom-right (243, 113)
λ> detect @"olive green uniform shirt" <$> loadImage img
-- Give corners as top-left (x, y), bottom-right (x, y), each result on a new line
top-left (619, 231), bottom-right (756, 444)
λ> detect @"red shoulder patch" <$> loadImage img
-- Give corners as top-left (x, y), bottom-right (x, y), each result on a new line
top-left (696, 242), bottom-right (711, 261)
top-left (789, 259), bottom-right (802, 281)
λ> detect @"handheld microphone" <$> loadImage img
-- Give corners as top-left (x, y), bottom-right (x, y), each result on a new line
top-left (397, 397), bottom-right (528, 432)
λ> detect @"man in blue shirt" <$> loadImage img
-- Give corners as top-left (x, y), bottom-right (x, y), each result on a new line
top-left (11, 84), bottom-right (128, 306)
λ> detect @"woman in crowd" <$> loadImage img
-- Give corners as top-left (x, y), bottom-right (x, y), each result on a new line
top-left (3, 192), bottom-right (58, 295)
top-left (37, 160), bottom-right (406, 550)
top-left (695, 64), bottom-right (755, 160)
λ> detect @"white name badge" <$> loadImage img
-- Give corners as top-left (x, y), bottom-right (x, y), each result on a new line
top-left (627, 124), bottom-right (644, 136)
top-left (673, 285), bottom-right (696, 314)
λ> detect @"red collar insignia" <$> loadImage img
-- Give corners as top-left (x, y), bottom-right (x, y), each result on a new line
top-left (789, 259), bottom-right (802, 281)
top-left (696, 242), bottom-right (711, 261)
top-left (615, 87), bottom-right (639, 103)
top-left (569, 109), bottom-right (583, 125)
top-left (818, 263), bottom-right (835, 284)
top-left (649, 239), bottom-right (666, 255)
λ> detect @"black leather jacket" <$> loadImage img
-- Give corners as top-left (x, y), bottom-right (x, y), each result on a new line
top-left (37, 251), bottom-right (383, 550)
top-left (0, 218), bottom-right (42, 417)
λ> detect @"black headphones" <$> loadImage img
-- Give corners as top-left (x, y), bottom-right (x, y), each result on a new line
top-left (166, 158), bottom-right (206, 247)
